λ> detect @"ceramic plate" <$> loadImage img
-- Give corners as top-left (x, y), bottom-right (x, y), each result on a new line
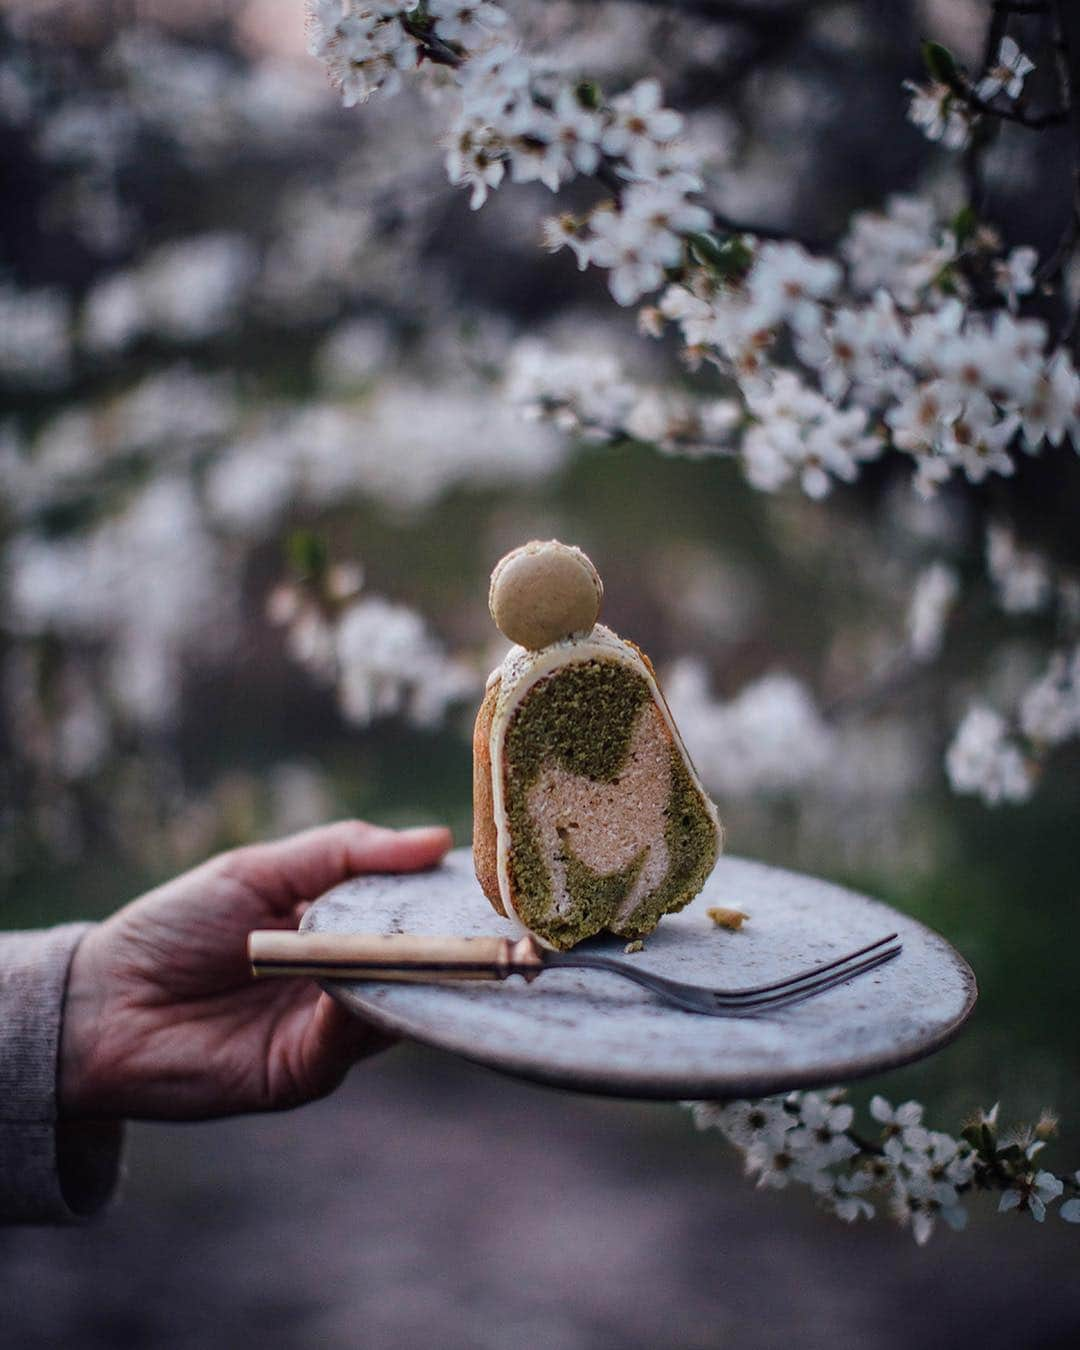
top-left (302, 847), bottom-right (977, 1100)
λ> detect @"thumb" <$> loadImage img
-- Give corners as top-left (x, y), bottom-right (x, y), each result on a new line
top-left (227, 820), bottom-right (453, 913)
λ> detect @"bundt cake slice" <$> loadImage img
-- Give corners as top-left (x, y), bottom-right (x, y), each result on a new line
top-left (473, 542), bottom-right (722, 950)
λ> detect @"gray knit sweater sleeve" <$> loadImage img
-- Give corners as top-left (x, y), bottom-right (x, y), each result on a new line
top-left (0, 924), bottom-right (124, 1223)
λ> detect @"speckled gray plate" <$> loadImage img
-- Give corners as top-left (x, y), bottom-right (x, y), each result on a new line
top-left (302, 847), bottom-right (977, 1100)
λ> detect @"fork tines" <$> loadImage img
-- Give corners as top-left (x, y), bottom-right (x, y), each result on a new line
top-left (713, 933), bottom-right (902, 1014)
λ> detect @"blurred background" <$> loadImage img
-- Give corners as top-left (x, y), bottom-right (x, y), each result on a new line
top-left (2, 0), bottom-right (1079, 1344)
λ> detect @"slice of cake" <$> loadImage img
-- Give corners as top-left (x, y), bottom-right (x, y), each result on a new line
top-left (473, 540), bottom-right (722, 950)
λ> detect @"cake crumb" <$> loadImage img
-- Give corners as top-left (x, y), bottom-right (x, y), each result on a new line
top-left (707, 906), bottom-right (749, 931)
top-left (623, 939), bottom-right (645, 954)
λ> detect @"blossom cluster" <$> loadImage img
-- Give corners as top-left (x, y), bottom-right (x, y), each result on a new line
top-left (944, 522), bottom-right (1080, 806)
top-left (311, 10), bottom-right (1075, 505)
top-left (946, 644), bottom-right (1080, 806)
top-left (307, 1), bottom-right (709, 302)
top-left (664, 661), bottom-right (833, 797)
top-left (655, 220), bottom-right (1073, 500)
top-left (507, 211), bottom-right (1075, 502)
top-left (267, 557), bottom-right (479, 730)
top-left (904, 35), bottom-right (1037, 154)
top-left (687, 1091), bottom-right (1080, 1245)
top-left (2, 353), bottom-right (539, 780)
top-left (311, 2), bottom-right (1080, 821)
top-left (0, 284), bottom-right (72, 388)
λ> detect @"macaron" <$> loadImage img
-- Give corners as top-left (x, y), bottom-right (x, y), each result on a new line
top-left (488, 540), bottom-right (603, 650)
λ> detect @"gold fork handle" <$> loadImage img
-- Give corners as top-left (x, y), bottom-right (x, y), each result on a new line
top-left (248, 931), bottom-right (545, 983)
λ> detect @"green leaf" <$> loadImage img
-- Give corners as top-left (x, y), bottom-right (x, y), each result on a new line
top-left (951, 204), bottom-right (978, 246)
top-left (687, 231), bottom-right (724, 266)
top-left (961, 1124), bottom-right (983, 1150)
top-left (286, 529), bottom-right (328, 581)
top-left (921, 40), bottom-right (962, 91)
top-left (576, 80), bottom-right (603, 110)
top-left (688, 231), bottom-right (754, 277)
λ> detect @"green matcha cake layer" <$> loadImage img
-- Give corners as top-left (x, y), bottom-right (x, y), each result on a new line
top-left (497, 655), bottom-right (719, 950)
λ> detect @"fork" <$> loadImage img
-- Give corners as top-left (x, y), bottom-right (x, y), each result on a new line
top-left (248, 929), bottom-right (902, 1017)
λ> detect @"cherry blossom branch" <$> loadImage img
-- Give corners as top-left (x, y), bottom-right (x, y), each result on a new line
top-left (311, 2), bottom-right (1080, 807)
top-left (402, 12), bottom-right (463, 67)
top-left (686, 1090), bottom-right (1080, 1244)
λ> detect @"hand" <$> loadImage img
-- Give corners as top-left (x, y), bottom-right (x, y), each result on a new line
top-left (58, 821), bottom-right (452, 1121)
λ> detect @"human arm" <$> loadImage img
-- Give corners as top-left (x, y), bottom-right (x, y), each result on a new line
top-left (0, 820), bottom-right (449, 1224)
top-left (57, 820), bottom-right (451, 1120)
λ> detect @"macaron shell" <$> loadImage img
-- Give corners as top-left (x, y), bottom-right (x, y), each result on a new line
top-left (489, 540), bottom-right (602, 650)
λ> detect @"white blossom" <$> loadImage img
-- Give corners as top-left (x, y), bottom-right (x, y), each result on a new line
top-left (457, 39), bottom-right (533, 129)
top-left (976, 36), bottom-right (1035, 102)
top-left (541, 213), bottom-right (593, 270)
top-left (1019, 648), bottom-right (1080, 747)
top-left (743, 372), bottom-right (881, 498)
top-left (445, 115), bottom-right (506, 209)
top-left (687, 1098), bottom-right (792, 1149)
top-left (743, 1133), bottom-right (812, 1191)
top-left (309, 1), bottom-right (421, 108)
top-left (507, 110), bottom-right (573, 193)
top-left (788, 1093), bottom-right (859, 1167)
top-left (428, 0), bottom-right (506, 47)
top-left (601, 78), bottom-right (683, 159)
top-left (940, 402), bottom-right (1018, 485)
top-left (999, 1169), bottom-right (1063, 1222)
top-left (903, 80), bottom-right (974, 150)
top-left (93, 233), bottom-right (257, 345)
top-left (665, 660), bottom-right (833, 797)
top-left (842, 195), bottom-right (950, 309)
top-left (6, 478), bottom-right (231, 727)
top-left (985, 523), bottom-right (1053, 614)
top-left (906, 562), bottom-right (959, 661)
top-left (871, 1095), bottom-right (931, 1154)
top-left (829, 1172), bottom-right (875, 1224)
top-left (1019, 352), bottom-right (1080, 451)
top-left (794, 296), bottom-right (903, 401)
top-left (0, 285), bottom-right (72, 387)
top-left (686, 1092), bottom-right (1073, 1243)
top-left (587, 200), bottom-right (681, 305)
top-left (1061, 1179), bottom-right (1080, 1224)
top-left (945, 705), bottom-right (1034, 805)
top-left (994, 245), bottom-right (1037, 312)
top-left (334, 594), bottom-right (477, 726)
top-left (885, 380), bottom-right (961, 453)
top-left (620, 134), bottom-right (704, 191)
top-left (890, 1185), bottom-right (967, 1246)
top-left (504, 338), bottom-right (637, 435)
top-left (747, 242), bottom-right (841, 327)
top-left (548, 86), bottom-right (604, 176)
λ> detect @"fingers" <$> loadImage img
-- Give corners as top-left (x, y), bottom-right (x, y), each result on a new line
top-left (296, 992), bottom-right (397, 1101)
top-left (222, 820), bottom-right (453, 912)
